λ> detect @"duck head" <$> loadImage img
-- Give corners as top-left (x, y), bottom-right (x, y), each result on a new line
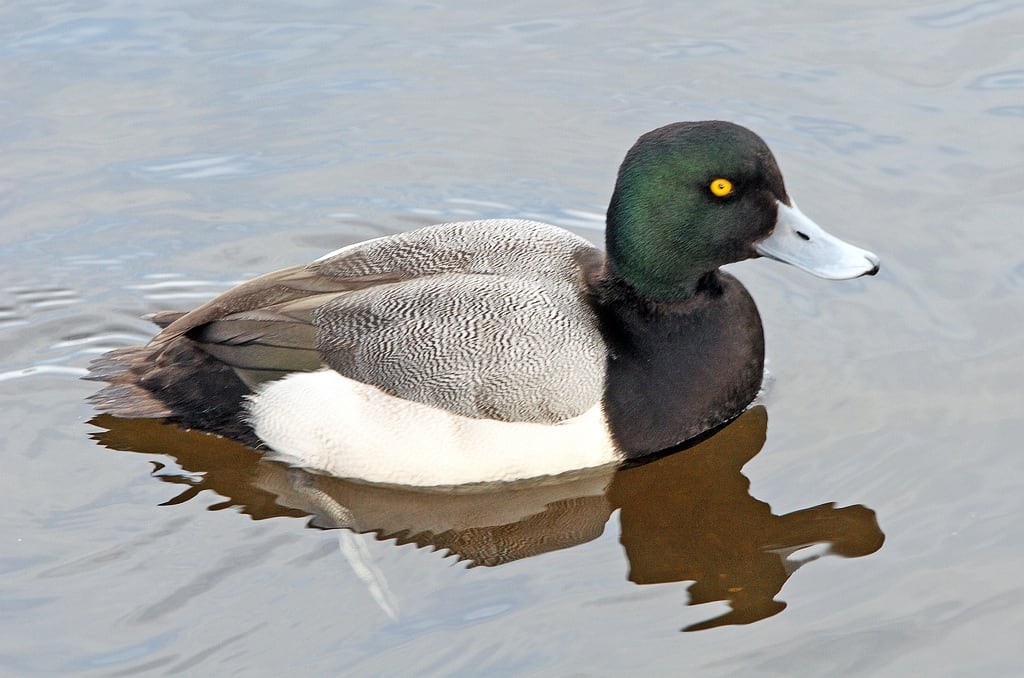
top-left (606, 121), bottom-right (879, 301)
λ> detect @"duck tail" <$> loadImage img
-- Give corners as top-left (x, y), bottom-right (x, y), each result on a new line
top-left (85, 326), bottom-right (255, 442)
top-left (85, 343), bottom-right (176, 418)
top-left (83, 309), bottom-right (192, 417)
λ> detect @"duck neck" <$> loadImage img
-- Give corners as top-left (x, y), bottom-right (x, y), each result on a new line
top-left (596, 264), bottom-right (725, 315)
top-left (605, 205), bottom-right (716, 303)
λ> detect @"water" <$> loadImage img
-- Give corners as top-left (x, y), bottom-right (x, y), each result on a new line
top-left (2, 0), bottom-right (1022, 674)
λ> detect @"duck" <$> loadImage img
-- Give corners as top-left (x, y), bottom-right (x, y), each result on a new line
top-left (88, 121), bottom-right (879, 486)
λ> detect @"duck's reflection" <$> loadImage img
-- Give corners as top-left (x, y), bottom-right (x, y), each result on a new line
top-left (90, 406), bottom-right (883, 631)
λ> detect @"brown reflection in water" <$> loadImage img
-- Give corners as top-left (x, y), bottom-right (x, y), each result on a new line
top-left (90, 406), bottom-right (883, 631)
top-left (609, 407), bottom-right (884, 630)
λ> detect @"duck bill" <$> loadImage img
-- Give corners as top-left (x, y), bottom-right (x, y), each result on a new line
top-left (755, 201), bottom-right (880, 279)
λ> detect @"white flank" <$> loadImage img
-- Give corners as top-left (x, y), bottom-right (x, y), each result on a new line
top-left (247, 370), bottom-right (621, 487)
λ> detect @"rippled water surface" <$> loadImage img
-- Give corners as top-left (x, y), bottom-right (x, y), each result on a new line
top-left (2, 1), bottom-right (1023, 675)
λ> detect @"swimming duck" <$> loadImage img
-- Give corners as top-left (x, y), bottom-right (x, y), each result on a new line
top-left (88, 121), bottom-right (879, 486)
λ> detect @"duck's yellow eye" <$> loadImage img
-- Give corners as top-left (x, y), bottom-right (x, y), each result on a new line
top-left (710, 178), bottom-right (734, 197)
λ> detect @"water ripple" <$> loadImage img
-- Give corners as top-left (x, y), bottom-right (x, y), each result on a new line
top-left (969, 69), bottom-right (1024, 90)
top-left (0, 365), bottom-right (89, 382)
top-left (138, 155), bottom-right (262, 180)
top-left (788, 116), bottom-right (905, 156)
top-left (986, 105), bottom-right (1024, 117)
top-left (915, 0), bottom-right (1024, 28)
top-left (5, 16), bottom-right (184, 57)
top-left (128, 276), bottom-right (236, 302)
top-left (1, 287), bottom-right (83, 322)
top-left (51, 332), bottom-right (151, 350)
top-left (608, 40), bottom-right (739, 61)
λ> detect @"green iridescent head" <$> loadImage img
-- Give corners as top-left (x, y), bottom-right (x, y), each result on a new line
top-left (606, 121), bottom-right (790, 301)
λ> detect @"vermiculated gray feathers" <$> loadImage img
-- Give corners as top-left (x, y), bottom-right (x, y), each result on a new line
top-left (312, 220), bottom-right (606, 423)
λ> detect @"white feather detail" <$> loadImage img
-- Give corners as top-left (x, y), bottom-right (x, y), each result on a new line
top-left (247, 369), bottom-right (621, 486)
top-left (312, 235), bottom-right (388, 263)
